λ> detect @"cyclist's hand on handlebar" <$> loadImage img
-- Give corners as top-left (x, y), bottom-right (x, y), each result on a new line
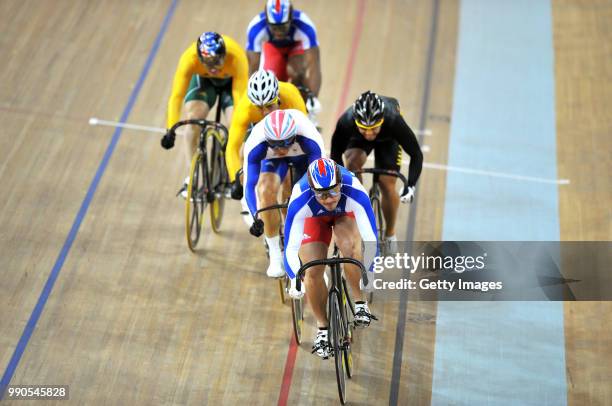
top-left (249, 218), bottom-right (264, 237)
top-left (289, 277), bottom-right (305, 299)
top-left (306, 95), bottom-right (321, 115)
top-left (160, 129), bottom-right (175, 150)
top-left (230, 179), bottom-right (243, 200)
top-left (400, 186), bottom-right (415, 204)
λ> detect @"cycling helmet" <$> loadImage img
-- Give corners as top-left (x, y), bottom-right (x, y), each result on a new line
top-left (247, 70), bottom-right (279, 106)
top-left (265, 0), bottom-right (292, 24)
top-left (353, 91), bottom-right (385, 127)
top-left (263, 110), bottom-right (297, 148)
top-left (196, 32), bottom-right (226, 67)
top-left (308, 158), bottom-right (342, 191)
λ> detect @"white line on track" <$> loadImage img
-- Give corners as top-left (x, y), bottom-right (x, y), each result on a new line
top-left (88, 117), bottom-right (165, 133)
top-left (90, 118), bottom-right (569, 185)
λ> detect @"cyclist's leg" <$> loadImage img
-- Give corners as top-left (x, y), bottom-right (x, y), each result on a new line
top-left (261, 42), bottom-right (290, 81)
top-left (300, 217), bottom-right (333, 327)
top-left (218, 78), bottom-right (234, 125)
top-left (375, 141), bottom-right (402, 237)
top-left (333, 214), bottom-right (366, 302)
top-left (182, 75), bottom-right (214, 168)
top-left (258, 160), bottom-right (285, 277)
top-left (343, 137), bottom-right (373, 181)
top-left (257, 160), bottom-right (285, 236)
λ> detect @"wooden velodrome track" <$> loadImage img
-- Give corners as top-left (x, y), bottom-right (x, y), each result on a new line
top-left (1, 0), bottom-right (610, 405)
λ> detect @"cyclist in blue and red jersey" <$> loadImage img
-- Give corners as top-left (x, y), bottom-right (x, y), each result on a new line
top-left (245, 0), bottom-right (321, 122)
top-left (283, 158), bottom-right (378, 358)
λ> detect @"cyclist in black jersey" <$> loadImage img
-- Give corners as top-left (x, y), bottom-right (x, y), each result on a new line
top-left (330, 91), bottom-right (423, 243)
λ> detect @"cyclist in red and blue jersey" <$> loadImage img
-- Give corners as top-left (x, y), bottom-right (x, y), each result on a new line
top-left (245, 0), bottom-right (322, 121)
top-left (284, 158), bottom-right (378, 358)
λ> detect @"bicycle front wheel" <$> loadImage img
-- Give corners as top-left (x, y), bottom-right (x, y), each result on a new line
top-left (329, 291), bottom-right (348, 404)
top-left (370, 193), bottom-right (384, 303)
top-left (291, 290), bottom-right (304, 345)
top-left (185, 151), bottom-right (208, 252)
top-left (341, 277), bottom-right (354, 379)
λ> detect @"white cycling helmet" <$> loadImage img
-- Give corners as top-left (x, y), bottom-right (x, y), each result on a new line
top-left (247, 70), bottom-right (279, 106)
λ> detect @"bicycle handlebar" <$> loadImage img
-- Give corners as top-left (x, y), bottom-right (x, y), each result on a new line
top-left (169, 119), bottom-right (228, 139)
top-left (354, 168), bottom-right (409, 193)
top-left (254, 203), bottom-right (288, 220)
top-left (295, 257), bottom-right (368, 292)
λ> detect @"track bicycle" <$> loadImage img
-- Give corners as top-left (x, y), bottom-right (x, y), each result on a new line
top-left (354, 168), bottom-right (408, 303)
top-left (169, 102), bottom-right (229, 252)
top-left (295, 246), bottom-right (368, 404)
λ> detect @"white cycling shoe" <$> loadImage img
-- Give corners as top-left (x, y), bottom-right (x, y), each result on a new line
top-left (354, 302), bottom-right (378, 327)
top-left (312, 328), bottom-right (331, 359)
top-left (266, 258), bottom-right (286, 278)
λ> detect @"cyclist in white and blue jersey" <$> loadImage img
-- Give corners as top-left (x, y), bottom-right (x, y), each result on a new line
top-left (245, 0), bottom-right (322, 117)
top-left (244, 109), bottom-right (324, 278)
top-left (284, 158), bottom-right (378, 358)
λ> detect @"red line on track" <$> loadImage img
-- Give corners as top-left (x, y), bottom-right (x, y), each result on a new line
top-left (276, 1), bottom-right (367, 404)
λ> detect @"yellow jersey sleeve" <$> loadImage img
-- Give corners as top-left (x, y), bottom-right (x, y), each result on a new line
top-left (166, 44), bottom-right (199, 129)
top-left (225, 81), bottom-right (306, 181)
top-left (226, 96), bottom-right (261, 181)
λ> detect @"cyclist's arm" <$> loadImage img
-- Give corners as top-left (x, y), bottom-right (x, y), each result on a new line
top-left (293, 11), bottom-right (320, 95)
top-left (245, 14), bottom-right (267, 74)
top-left (226, 100), bottom-right (251, 181)
top-left (393, 116), bottom-right (423, 187)
top-left (243, 142), bottom-right (268, 216)
top-left (330, 119), bottom-right (350, 166)
top-left (167, 49), bottom-right (195, 128)
top-left (344, 183), bottom-right (379, 271)
top-left (247, 51), bottom-right (260, 75)
top-left (283, 187), bottom-right (312, 278)
top-left (303, 47), bottom-right (321, 96)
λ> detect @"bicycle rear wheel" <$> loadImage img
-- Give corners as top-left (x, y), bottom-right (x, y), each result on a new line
top-left (329, 290), bottom-right (348, 404)
top-left (186, 151), bottom-right (209, 252)
top-left (207, 130), bottom-right (226, 233)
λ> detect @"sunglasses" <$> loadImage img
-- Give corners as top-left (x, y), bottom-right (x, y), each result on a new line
top-left (355, 118), bottom-right (384, 130)
top-left (314, 187), bottom-right (341, 200)
top-left (202, 54), bottom-right (225, 69)
top-left (267, 137), bottom-right (295, 149)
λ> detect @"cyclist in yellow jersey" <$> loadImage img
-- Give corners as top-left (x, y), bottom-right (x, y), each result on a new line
top-left (226, 70), bottom-right (306, 188)
top-left (161, 32), bottom-right (248, 197)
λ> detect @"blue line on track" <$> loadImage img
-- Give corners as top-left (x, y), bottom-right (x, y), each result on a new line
top-left (0, 0), bottom-right (179, 397)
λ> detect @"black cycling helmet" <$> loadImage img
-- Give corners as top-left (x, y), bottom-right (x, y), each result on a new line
top-left (353, 91), bottom-right (385, 127)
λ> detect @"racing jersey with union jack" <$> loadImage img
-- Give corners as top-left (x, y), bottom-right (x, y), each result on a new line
top-left (246, 9), bottom-right (319, 51)
top-left (242, 109), bottom-right (324, 218)
top-left (283, 166), bottom-right (379, 279)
